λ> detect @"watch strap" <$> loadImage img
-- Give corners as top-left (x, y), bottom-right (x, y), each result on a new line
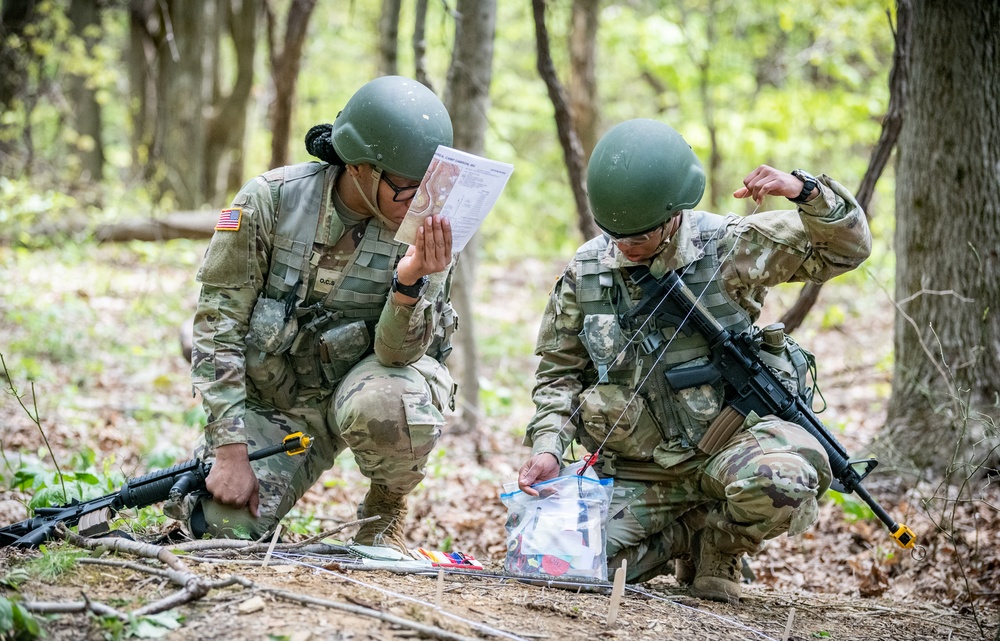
top-left (391, 270), bottom-right (429, 298)
top-left (790, 169), bottom-right (818, 204)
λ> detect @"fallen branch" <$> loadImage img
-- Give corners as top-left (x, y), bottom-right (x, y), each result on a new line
top-left (167, 515), bottom-right (377, 553)
top-left (23, 594), bottom-right (127, 620)
top-left (55, 523), bottom-right (220, 616)
top-left (50, 521), bottom-right (483, 639)
top-left (229, 576), bottom-right (483, 641)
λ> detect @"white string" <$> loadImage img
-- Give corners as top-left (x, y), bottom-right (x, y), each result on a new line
top-left (270, 551), bottom-right (779, 641)
top-left (525, 202), bottom-right (760, 479)
top-left (625, 585), bottom-right (781, 641)
top-left (587, 216), bottom-right (750, 458)
top-left (270, 551), bottom-right (529, 641)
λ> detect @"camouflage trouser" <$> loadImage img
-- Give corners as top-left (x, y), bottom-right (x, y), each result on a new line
top-left (604, 414), bottom-right (832, 583)
top-left (171, 353), bottom-right (453, 540)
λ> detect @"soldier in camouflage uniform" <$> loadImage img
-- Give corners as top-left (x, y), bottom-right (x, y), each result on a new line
top-left (516, 119), bottom-right (871, 604)
top-left (166, 76), bottom-right (459, 550)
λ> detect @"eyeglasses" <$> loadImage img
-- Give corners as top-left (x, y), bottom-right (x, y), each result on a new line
top-left (381, 173), bottom-right (421, 202)
top-left (606, 225), bottom-right (663, 246)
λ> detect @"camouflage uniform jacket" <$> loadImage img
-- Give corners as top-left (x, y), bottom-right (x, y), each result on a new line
top-left (525, 175), bottom-right (871, 462)
top-left (192, 162), bottom-right (456, 449)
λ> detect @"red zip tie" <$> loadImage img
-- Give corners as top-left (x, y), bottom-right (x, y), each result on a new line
top-left (578, 450), bottom-right (600, 476)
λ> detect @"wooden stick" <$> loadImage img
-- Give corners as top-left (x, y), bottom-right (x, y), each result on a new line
top-left (262, 524), bottom-right (282, 568)
top-left (607, 558), bottom-right (627, 626)
top-left (782, 607), bottom-right (796, 641)
top-left (436, 568), bottom-right (445, 607)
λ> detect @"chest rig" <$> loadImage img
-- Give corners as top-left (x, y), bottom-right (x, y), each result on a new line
top-left (246, 162), bottom-right (408, 400)
top-left (574, 212), bottom-right (751, 454)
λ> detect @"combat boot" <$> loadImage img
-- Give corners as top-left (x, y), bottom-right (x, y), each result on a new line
top-left (353, 483), bottom-right (409, 552)
top-left (674, 557), bottom-right (696, 585)
top-left (690, 529), bottom-right (742, 604)
top-left (673, 507), bottom-right (707, 586)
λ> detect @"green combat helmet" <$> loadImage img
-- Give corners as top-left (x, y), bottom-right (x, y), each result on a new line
top-left (332, 76), bottom-right (454, 180)
top-left (587, 119), bottom-right (706, 236)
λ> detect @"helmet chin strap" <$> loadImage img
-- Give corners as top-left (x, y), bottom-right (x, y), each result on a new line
top-left (350, 166), bottom-right (399, 230)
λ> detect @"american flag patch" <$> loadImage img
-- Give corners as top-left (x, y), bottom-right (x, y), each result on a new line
top-left (215, 208), bottom-right (242, 231)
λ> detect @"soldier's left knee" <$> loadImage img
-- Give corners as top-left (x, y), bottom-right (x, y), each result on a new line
top-left (726, 451), bottom-right (822, 522)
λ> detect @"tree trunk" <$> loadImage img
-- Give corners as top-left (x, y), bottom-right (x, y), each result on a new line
top-left (128, 0), bottom-right (157, 177)
top-left (569, 0), bottom-right (599, 160)
top-left (265, 0), bottom-right (318, 170)
top-left (691, 0), bottom-right (721, 209)
top-left (0, 0), bottom-right (37, 172)
top-left (532, 0), bottom-right (599, 242)
top-left (442, 0), bottom-right (497, 450)
top-left (153, 1), bottom-right (212, 208)
top-left (378, 0), bottom-right (401, 77)
top-left (881, 0), bottom-right (1000, 477)
top-left (780, 4), bottom-right (910, 334)
top-left (412, 0), bottom-right (433, 91)
top-left (67, 0), bottom-right (104, 184)
top-left (204, 0), bottom-right (258, 204)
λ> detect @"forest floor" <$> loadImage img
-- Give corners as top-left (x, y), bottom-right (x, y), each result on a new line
top-left (0, 240), bottom-right (998, 641)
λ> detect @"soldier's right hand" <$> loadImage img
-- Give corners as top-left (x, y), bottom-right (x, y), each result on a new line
top-left (206, 443), bottom-right (260, 517)
top-left (517, 453), bottom-right (561, 496)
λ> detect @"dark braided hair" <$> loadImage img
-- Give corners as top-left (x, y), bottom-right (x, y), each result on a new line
top-left (304, 123), bottom-right (345, 165)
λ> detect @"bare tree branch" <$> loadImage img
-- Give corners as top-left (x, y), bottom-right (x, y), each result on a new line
top-left (780, 1), bottom-right (910, 333)
top-left (531, 0), bottom-right (599, 241)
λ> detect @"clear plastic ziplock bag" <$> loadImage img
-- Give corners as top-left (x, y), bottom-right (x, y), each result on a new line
top-left (499, 464), bottom-right (614, 581)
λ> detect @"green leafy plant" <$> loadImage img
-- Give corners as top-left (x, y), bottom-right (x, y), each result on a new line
top-left (826, 490), bottom-right (876, 523)
top-left (0, 596), bottom-right (41, 641)
top-left (97, 611), bottom-right (183, 641)
top-left (23, 545), bottom-right (85, 581)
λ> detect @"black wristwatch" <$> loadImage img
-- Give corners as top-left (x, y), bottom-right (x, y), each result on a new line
top-left (790, 169), bottom-right (818, 203)
top-left (391, 269), bottom-right (429, 298)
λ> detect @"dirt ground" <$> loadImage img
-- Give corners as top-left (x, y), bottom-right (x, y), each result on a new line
top-left (1, 247), bottom-right (998, 640)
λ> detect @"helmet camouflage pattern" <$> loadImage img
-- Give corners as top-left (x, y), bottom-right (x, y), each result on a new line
top-left (587, 119), bottom-right (706, 236)
top-left (332, 76), bottom-right (454, 181)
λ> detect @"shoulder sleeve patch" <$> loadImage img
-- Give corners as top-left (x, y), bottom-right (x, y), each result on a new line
top-left (198, 206), bottom-right (255, 287)
top-left (215, 208), bottom-right (243, 232)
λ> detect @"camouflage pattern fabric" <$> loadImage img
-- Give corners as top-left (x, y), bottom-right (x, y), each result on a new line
top-left (179, 164), bottom-right (456, 538)
top-left (524, 175), bottom-right (870, 580)
top-left (604, 415), bottom-right (832, 581)
top-left (167, 353), bottom-right (452, 539)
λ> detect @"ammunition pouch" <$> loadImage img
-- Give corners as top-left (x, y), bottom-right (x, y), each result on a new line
top-left (430, 303), bottom-right (458, 363)
top-left (580, 314), bottom-right (630, 383)
top-left (247, 295), bottom-right (297, 355)
top-left (318, 320), bottom-right (372, 385)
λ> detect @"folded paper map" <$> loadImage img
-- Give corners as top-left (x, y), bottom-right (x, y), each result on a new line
top-left (394, 145), bottom-right (514, 252)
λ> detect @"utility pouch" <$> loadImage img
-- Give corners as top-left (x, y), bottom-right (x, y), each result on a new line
top-left (319, 320), bottom-right (371, 384)
top-left (578, 384), bottom-right (662, 461)
top-left (579, 314), bottom-right (629, 383)
top-left (247, 295), bottom-right (298, 355)
top-left (756, 324), bottom-right (816, 406)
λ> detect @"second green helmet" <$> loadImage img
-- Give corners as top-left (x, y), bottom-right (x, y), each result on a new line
top-left (332, 76), bottom-right (454, 181)
top-left (587, 119), bottom-right (706, 236)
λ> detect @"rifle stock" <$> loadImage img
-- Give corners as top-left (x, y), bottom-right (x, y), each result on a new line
top-left (0, 432), bottom-right (312, 548)
top-left (633, 268), bottom-right (915, 549)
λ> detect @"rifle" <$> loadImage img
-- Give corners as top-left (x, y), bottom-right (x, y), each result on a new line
top-left (629, 267), bottom-right (916, 550)
top-left (0, 432), bottom-right (312, 548)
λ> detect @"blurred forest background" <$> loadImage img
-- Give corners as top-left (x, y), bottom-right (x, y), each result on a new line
top-left (0, 0), bottom-right (998, 635)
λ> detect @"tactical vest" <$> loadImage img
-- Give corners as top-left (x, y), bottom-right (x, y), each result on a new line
top-left (573, 212), bottom-right (752, 456)
top-left (245, 162), bottom-right (453, 405)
